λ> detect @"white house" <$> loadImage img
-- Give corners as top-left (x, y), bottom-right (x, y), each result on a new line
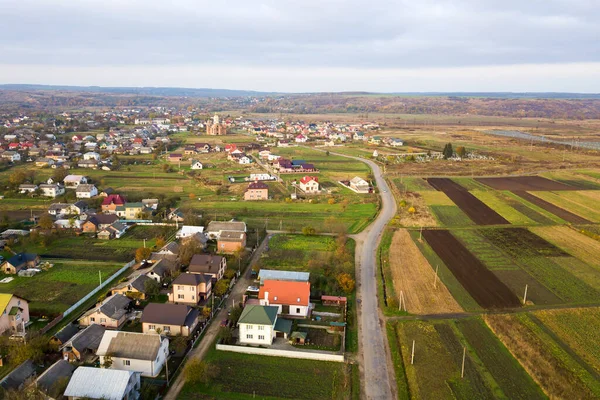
top-left (39, 184), bottom-right (65, 198)
top-left (190, 160), bottom-right (203, 170)
top-left (238, 305), bottom-right (291, 346)
top-left (175, 225), bottom-right (205, 239)
top-left (349, 177), bottom-right (370, 193)
top-left (63, 175), bottom-right (88, 188)
top-left (2, 151), bottom-right (21, 162)
top-left (238, 156), bottom-right (252, 164)
top-left (258, 278), bottom-right (311, 318)
top-left (390, 138), bottom-right (405, 147)
top-left (299, 176), bottom-right (319, 193)
top-left (96, 331), bottom-right (169, 378)
top-left (18, 184), bottom-right (38, 194)
top-left (64, 367), bottom-right (141, 400)
top-left (75, 184), bottom-right (98, 198)
top-left (295, 134), bottom-right (307, 143)
top-left (83, 152), bottom-right (101, 161)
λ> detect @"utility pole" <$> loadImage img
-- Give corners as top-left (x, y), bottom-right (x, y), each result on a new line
top-left (523, 284), bottom-right (528, 305)
top-left (434, 265), bottom-right (439, 289)
top-left (143, 238), bottom-right (146, 248)
top-left (411, 340), bottom-right (415, 365)
top-left (461, 347), bottom-right (466, 378)
top-left (99, 270), bottom-right (102, 286)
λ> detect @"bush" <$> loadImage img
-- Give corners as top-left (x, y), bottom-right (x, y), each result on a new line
top-left (184, 359), bottom-right (218, 385)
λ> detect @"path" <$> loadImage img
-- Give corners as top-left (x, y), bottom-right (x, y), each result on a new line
top-left (312, 148), bottom-right (398, 399)
top-left (164, 235), bottom-right (271, 400)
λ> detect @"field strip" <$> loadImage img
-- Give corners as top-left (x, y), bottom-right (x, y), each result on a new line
top-left (530, 191), bottom-right (600, 222)
top-left (389, 229), bottom-right (462, 314)
top-left (530, 226), bottom-right (600, 271)
top-left (512, 191), bottom-right (591, 224)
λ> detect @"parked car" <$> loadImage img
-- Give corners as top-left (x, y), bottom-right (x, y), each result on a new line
top-left (220, 319), bottom-right (229, 328)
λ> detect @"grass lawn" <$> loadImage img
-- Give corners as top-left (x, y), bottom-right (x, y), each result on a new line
top-left (0, 260), bottom-right (121, 316)
top-left (179, 345), bottom-right (356, 400)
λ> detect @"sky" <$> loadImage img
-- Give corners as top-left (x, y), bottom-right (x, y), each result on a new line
top-left (0, 0), bottom-right (599, 92)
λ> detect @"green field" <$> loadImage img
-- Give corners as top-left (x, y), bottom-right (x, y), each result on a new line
top-left (430, 205), bottom-right (474, 227)
top-left (0, 260), bottom-right (121, 316)
top-left (471, 190), bottom-right (536, 225)
top-left (179, 345), bottom-right (357, 399)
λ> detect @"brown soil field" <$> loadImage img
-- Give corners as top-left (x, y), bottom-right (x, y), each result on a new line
top-left (485, 314), bottom-right (598, 399)
top-left (422, 229), bottom-right (521, 309)
top-left (388, 229), bottom-right (462, 314)
top-left (513, 191), bottom-right (591, 224)
top-left (476, 176), bottom-right (577, 191)
top-left (426, 178), bottom-right (510, 225)
top-left (480, 227), bottom-right (570, 257)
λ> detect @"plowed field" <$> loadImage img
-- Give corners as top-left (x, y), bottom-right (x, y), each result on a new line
top-left (422, 229), bottom-right (521, 309)
top-left (476, 176), bottom-right (577, 191)
top-left (513, 191), bottom-right (591, 224)
top-left (427, 178), bottom-right (510, 225)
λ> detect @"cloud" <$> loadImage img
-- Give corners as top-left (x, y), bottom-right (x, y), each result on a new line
top-left (0, 0), bottom-right (598, 91)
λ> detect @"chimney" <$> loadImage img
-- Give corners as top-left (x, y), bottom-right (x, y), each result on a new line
top-left (264, 291), bottom-right (269, 304)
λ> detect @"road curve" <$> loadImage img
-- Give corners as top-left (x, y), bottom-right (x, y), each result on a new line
top-left (314, 148), bottom-right (398, 399)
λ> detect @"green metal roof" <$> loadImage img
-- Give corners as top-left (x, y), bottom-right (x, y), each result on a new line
top-left (290, 331), bottom-right (307, 340)
top-left (8, 306), bottom-right (19, 316)
top-left (274, 318), bottom-right (293, 335)
top-left (238, 305), bottom-right (278, 326)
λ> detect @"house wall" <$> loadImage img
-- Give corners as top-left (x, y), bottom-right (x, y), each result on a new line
top-left (258, 302), bottom-right (309, 318)
top-left (244, 189), bottom-right (268, 200)
top-left (218, 239), bottom-right (245, 254)
top-left (142, 321), bottom-right (194, 337)
top-left (0, 297), bottom-right (29, 334)
top-left (80, 311), bottom-right (124, 329)
top-left (238, 322), bottom-right (274, 345)
top-left (170, 283), bottom-right (204, 305)
top-left (100, 339), bottom-right (168, 377)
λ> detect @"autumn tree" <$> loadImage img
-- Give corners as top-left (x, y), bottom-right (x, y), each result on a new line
top-left (213, 279), bottom-right (229, 297)
top-left (456, 146), bottom-right (467, 158)
top-left (144, 279), bottom-right (161, 297)
top-left (135, 247), bottom-right (152, 262)
top-left (337, 272), bottom-right (356, 293)
top-left (184, 359), bottom-right (218, 384)
top-left (155, 236), bottom-right (166, 249)
top-left (38, 214), bottom-right (54, 230)
top-left (178, 240), bottom-right (203, 265)
top-left (8, 171), bottom-right (27, 188)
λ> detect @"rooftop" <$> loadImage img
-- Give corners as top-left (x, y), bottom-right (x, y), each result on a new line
top-left (238, 304), bottom-right (279, 326)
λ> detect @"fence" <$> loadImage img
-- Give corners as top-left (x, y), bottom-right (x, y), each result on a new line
top-left (39, 260), bottom-right (134, 335)
top-left (216, 343), bottom-right (345, 362)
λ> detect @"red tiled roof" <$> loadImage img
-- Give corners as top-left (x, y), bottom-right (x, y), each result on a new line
top-left (259, 280), bottom-right (310, 306)
top-left (101, 194), bottom-right (126, 206)
top-left (300, 176), bottom-right (318, 184)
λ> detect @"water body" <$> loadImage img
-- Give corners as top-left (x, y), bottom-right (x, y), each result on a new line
top-left (485, 130), bottom-right (600, 151)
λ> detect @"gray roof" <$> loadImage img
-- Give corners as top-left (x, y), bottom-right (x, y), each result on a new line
top-left (0, 360), bottom-right (36, 390)
top-left (103, 332), bottom-right (163, 361)
top-left (114, 275), bottom-right (152, 293)
top-left (207, 220), bottom-right (247, 233)
top-left (259, 270), bottom-right (310, 283)
top-left (141, 303), bottom-right (199, 327)
top-left (52, 323), bottom-right (80, 344)
top-left (189, 254), bottom-right (223, 274)
top-left (64, 367), bottom-right (137, 400)
top-left (149, 254), bottom-right (179, 273)
top-left (219, 230), bottom-right (246, 242)
top-left (36, 359), bottom-right (75, 394)
top-left (173, 272), bottom-right (210, 286)
top-left (100, 294), bottom-right (131, 319)
top-left (67, 324), bottom-right (106, 354)
top-left (76, 184), bottom-right (96, 192)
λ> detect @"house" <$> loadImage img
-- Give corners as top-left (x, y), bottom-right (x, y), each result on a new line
top-left (77, 159), bottom-right (98, 169)
top-left (258, 270), bottom-right (310, 284)
top-left (78, 294), bottom-right (131, 329)
top-left (259, 279), bottom-right (311, 317)
top-left (101, 194), bottom-right (126, 213)
top-left (50, 323), bottom-right (80, 347)
top-left (39, 183), bottom-right (66, 198)
top-left (63, 175), bottom-right (88, 188)
top-left (353, 132), bottom-right (367, 141)
top-left (0, 294), bottom-right (29, 335)
top-left (61, 324), bottom-right (106, 361)
top-left (18, 183), bottom-right (38, 194)
top-left (35, 359), bottom-right (75, 399)
top-left (244, 181), bottom-right (268, 201)
top-left (217, 231), bottom-right (247, 254)
top-left (167, 208), bottom-right (184, 222)
top-left (295, 134), bottom-right (307, 143)
top-left (83, 151), bottom-right (100, 161)
top-left (299, 176), bottom-right (319, 193)
top-left (116, 202), bottom-right (145, 219)
top-left (390, 138), bottom-right (405, 147)
top-left (190, 160), bottom-right (203, 170)
top-left (64, 367), bottom-right (141, 400)
top-left (2, 253), bottom-right (39, 274)
top-left (96, 331), bottom-right (169, 377)
top-left (349, 177), bottom-right (370, 193)
top-left (82, 214), bottom-right (120, 232)
top-left (70, 200), bottom-right (89, 215)
top-left (141, 198), bottom-right (159, 210)
top-left (48, 202), bottom-right (71, 216)
top-left (238, 305), bottom-right (292, 346)
top-left (99, 187), bottom-right (115, 197)
top-left (54, 218), bottom-right (84, 230)
top-left (111, 275), bottom-right (154, 300)
top-left (206, 220), bottom-right (247, 240)
top-left (0, 360), bottom-right (36, 391)
top-left (146, 257), bottom-right (179, 282)
top-left (369, 136), bottom-right (382, 145)
top-left (176, 225), bottom-right (205, 240)
top-left (1, 151), bottom-right (21, 162)
top-left (97, 221), bottom-right (128, 239)
top-left (188, 254), bottom-right (226, 281)
top-left (238, 155), bottom-right (252, 164)
top-left (35, 157), bottom-right (55, 167)
top-left (141, 303), bottom-right (200, 336)
top-left (168, 153), bottom-right (183, 162)
top-left (169, 273), bottom-right (212, 305)
top-left (75, 184), bottom-right (98, 198)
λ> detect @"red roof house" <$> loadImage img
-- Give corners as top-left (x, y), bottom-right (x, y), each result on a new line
top-left (101, 194), bottom-right (126, 212)
top-left (258, 280), bottom-right (310, 317)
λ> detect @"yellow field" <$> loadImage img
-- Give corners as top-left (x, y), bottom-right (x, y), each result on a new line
top-left (388, 229), bottom-right (462, 314)
top-left (420, 190), bottom-right (455, 206)
top-left (530, 226), bottom-right (600, 269)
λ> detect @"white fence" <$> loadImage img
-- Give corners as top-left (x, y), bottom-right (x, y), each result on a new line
top-left (216, 343), bottom-right (345, 362)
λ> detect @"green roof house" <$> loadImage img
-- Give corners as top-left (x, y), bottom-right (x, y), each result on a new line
top-left (237, 305), bottom-right (291, 346)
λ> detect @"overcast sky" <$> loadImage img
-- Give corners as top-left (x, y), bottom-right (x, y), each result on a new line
top-left (0, 0), bottom-right (599, 92)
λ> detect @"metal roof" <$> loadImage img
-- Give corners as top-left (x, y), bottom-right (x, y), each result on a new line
top-left (64, 367), bottom-right (136, 400)
top-left (259, 270), bottom-right (310, 283)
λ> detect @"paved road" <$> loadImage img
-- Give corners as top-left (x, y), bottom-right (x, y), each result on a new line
top-left (164, 236), bottom-right (271, 400)
top-left (312, 148), bottom-right (398, 399)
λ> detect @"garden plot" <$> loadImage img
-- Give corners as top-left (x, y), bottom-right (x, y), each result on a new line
top-left (470, 190), bottom-right (536, 225)
top-left (512, 191), bottom-right (591, 224)
top-left (422, 229), bottom-right (521, 309)
top-left (427, 178), bottom-right (509, 225)
top-left (529, 191), bottom-right (600, 222)
top-left (476, 176), bottom-right (576, 191)
top-left (531, 226), bottom-right (600, 269)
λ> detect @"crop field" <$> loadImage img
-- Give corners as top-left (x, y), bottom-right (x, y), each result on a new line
top-left (0, 260), bottom-right (121, 316)
top-left (393, 177), bottom-right (434, 192)
top-left (528, 191), bottom-right (600, 222)
top-left (511, 191), bottom-right (591, 224)
top-left (388, 229), bottom-right (462, 314)
top-left (429, 205), bottom-right (474, 227)
top-left (419, 190), bottom-right (455, 206)
top-left (534, 308), bottom-right (600, 375)
top-left (470, 190), bottom-right (536, 225)
top-left (475, 176), bottom-right (577, 191)
top-left (422, 229), bottom-right (520, 309)
top-left (485, 313), bottom-right (600, 399)
top-left (479, 228), bottom-right (600, 304)
top-left (530, 226), bottom-right (600, 270)
top-left (179, 344), bottom-right (356, 399)
top-left (427, 178), bottom-right (509, 225)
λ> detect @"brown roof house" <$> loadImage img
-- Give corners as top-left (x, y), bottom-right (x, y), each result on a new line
top-left (141, 303), bottom-right (200, 337)
top-left (217, 231), bottom-right (247, 254)
top-left (81, 214), bottom-right (119, 233)
top-left (244, 181), bottom-right (269, 200)
top-left (188, 254), bottom-right (226, 281)
top-left (111, 275), bottom-right (154, 300)
top-left (2, 253), bottom-right (39, 275)
top-left (169, 273), bottom-right (212, 305)
top-left (78, 294), bottom-right (131, 329)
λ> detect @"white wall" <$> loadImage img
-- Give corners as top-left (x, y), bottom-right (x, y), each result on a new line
top-left (216, 344), bottom-right (345, 362)
top-left (239, 323), bottom-right (273, 345)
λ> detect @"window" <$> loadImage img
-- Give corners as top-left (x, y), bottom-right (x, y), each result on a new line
top-left (258, 335), bottom-right (265, 340)
top-left (178, 294), bottom-right (184, 299)
top-left (246, 334), bottom-right (253, 339)
top-left (123, 360), bottom-right (130, 366)
top-left (190, 287), bottom-right (194, 291)
top-left (257, 326), bottom-right (264, 331)
top-left (90, 317), bottom-right (95, 322)
top-left (247, 325), bottom-right (253, 330)
top-left (297, 297), bottom-right (300, 302)
top-left (178, 286), bottom-right (184, 290)
top-left (149, 325), bottom-right (156, 330)
top-left (192, 295), bottom-right (195, 300)
top-left (296, 308), bottom-right (301, 313)
top-left (100, 318), bottom-right (106, 323)
top-left (164, 326), bottom-right (169, 331)
top-left (273, 296), bottom-right (278, 301)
